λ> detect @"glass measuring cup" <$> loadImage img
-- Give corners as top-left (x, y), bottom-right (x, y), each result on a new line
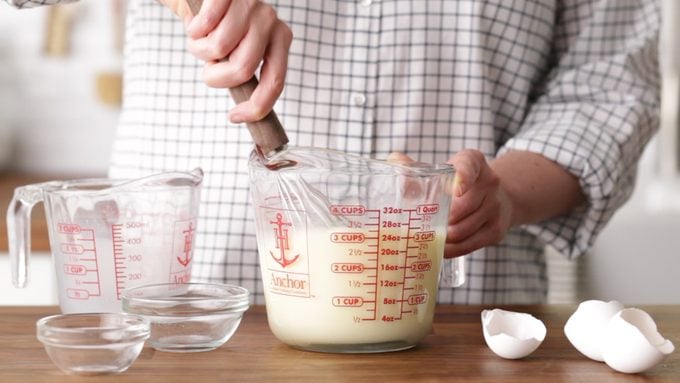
top-left (7, 169), bottom-right (203, 314)
top-left (249, 147), bottom-right (464, 353)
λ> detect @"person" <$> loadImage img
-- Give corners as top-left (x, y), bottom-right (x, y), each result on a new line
top-left (7, 0), bottom-right (660, 304)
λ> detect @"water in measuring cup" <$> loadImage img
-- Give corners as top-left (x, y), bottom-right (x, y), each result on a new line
top-left (45, 171), bottom-right (202, 313)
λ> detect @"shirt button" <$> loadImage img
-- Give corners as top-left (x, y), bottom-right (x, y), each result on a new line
top-left (359, 0), bottom-right (372, 7)
top-left (352, 93), bottom-right (367, 106)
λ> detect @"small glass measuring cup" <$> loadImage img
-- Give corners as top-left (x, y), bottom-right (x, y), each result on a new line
top-left (249, 147), bottom-right (464, 353)
top-left (7, 169), bottom-right (203, 313)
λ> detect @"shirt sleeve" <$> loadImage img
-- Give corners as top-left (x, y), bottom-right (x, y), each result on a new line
top-left (497, 0), bottom-right (661, 259)
top-left (4, 0), bottom-right (76, 8)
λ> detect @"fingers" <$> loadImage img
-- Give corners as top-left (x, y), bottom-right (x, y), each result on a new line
top-left (201, 10), bottom-right (272, 88)
top-left (229, 21), bottom-right (292, 122)
top-left (448, 150), bottom-right (497, 224)
top-left (443, 149), bottom-right (511, 258)
top-left (158, 0), bottom-right (195, 23)
top-left (187, 4), bottom-right (247, 62)
top-left (448, 149), bottom-right (485, 197)
top-left (186, 0), bottom-right (231, 37)
top-left (444, 217), bottom-right (504, 258)
top-left (447, 195), bottom-right (499, 243)
top-left (449, 182), bottom-right (486, 225)
top-left (188, 1), bottom-right (267, 63)
top-left (386, 152), bottom-right (415, 165)
top-left (184, 1), bottom-right (291, 122)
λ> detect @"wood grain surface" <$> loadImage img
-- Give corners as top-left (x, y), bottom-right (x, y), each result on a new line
top-left (0, 305), bottom-right (677, 382)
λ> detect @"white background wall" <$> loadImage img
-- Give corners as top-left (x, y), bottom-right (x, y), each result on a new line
top-left (0, 1), bottom-right (121, 305)
top-left (580, 138), bottom-right (680, 304)
top-left (577, 0), bottom-right (680, 305)
top-left (0, 1), bottom-right (120, 175)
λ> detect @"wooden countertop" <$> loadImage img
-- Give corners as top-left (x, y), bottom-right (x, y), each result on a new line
top-left (0, 304), bottom-right (677, 382)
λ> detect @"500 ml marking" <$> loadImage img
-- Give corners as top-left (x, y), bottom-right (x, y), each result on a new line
top-left (58, 223), bottom-right (102, 300)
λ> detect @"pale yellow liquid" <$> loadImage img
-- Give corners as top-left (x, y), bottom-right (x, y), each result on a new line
top-left (259, 227), bottom-right (445, 352)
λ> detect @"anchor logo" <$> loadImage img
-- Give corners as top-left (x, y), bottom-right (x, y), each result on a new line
top-left (177, 222), bottom-right (194, 267)
top-left (269, 213), bottom-right (299, 268)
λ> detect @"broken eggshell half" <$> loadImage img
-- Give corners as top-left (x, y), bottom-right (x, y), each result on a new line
top-left (481, 309), bottom-right (546, 359)
top-left (601, 308), bottom-right (675, 374)
top-left (563, 299), bottom-right (624, 362)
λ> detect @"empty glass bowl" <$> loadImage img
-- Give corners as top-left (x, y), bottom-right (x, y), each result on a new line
top-left (121, 283), bottom-right (250, 352)
top-left (36, 313), bottom-right (150, 375)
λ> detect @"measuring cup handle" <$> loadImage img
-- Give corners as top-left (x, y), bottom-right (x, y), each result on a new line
top-left (6, 185), bottom-right (44, 288)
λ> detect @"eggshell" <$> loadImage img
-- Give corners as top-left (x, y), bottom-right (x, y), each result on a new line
top-left (563, 300), bottom-right (624, 361)
top-left (481, 309), bottom-right (546, 359)
top-left (601, 308), bottom-right (675, 374)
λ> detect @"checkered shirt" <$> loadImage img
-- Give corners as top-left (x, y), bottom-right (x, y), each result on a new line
top-left (8, 0), bottom-right (661, 304)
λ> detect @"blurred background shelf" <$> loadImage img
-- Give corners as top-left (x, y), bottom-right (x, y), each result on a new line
top-left (0, 172), bottom-right (53, 253)
top-left (0, 173), bottom-right (60, 305)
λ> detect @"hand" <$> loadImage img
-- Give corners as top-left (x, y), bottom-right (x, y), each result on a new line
top-left (389, 149), bottom-right (585, 259)
top-left (161, 0), bottom-right (293, 123)
top-left (445, 149), bottom-right (514, 258)
top-left (388, 151), bottom-right (514, 258)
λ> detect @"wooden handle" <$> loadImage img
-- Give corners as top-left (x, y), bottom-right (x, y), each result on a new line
top-left (186, 0), bottom-right (289, 157)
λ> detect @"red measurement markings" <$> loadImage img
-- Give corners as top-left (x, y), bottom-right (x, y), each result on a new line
top-left (329, 205), bottom-right (366, 216)
top-left (416, 204), bottom-right (439, 215)
top-left (59, 226), bottom-right (101, 299)
top-left (399, 210), bottom-right (415, 319)
top-left (332, 296), bottom-right (364, 307)
top-left (82, 228), bottom-right (101, 297)
top-left (346, 220), bottom-right (363, 228)
top-left (367, 209), bottom-right (381, 320)
top-left (60, 244), bottom-right (84, 254)
top-left (410, 260), bottom-right (432, 272)
top-left (381, 233), bottom-right (401, 241)
top-left (408, 293), bottom-right (428, 305)
top-left (380, 279), bottom-right (401, 287)
top-left (111, 224), bottom-right (127, 299)
top-left (63, 264), bottom-right (87, 275)
top-left (414, 231), bottom-right (435, 242)
top-left (330, 232), bottom-right (365, 243)
top-left (382, 206), bottom-right (403, 214)
top-left (331, 263), bottom-right (365, 273)
top-left (58, 223), bottom-right (81, 234)
top-left (67, 288), bottom-right (89, 300)
top-left (380, 248), bottom-right (401, 256)
top-left (380, 263), bottom-right (400, 271)
top-left (381, 220), bottom-right (402, 228)
top-left (383, 297), bottom-right (400, 305)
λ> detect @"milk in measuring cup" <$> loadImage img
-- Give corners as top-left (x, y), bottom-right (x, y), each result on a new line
top-left (249, 146), bottom-right (456, 352)
top-left (257, 208), bottom-right (446, 353)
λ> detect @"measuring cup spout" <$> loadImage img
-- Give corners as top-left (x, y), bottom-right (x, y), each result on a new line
top-left (109, 168), bottom-right (204, 190)
top-left (7, 184), bottom-right (48, 288)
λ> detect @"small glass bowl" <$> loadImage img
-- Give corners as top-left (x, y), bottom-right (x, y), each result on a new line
top-left (36, 313), bottom-right (150, 375)
top-left (121, 283), bottom-right (250, 352)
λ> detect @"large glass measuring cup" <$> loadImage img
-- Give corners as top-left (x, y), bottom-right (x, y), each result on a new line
top-left (249, 148), bottom-right (464, 353)
top-left (7, 169), bottom-right (203, 313)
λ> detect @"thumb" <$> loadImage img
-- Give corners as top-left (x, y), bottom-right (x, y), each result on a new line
top-left (386, 151), bottom-right (415, 165)
top-left (448, 149), bottom-right (485, 197)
